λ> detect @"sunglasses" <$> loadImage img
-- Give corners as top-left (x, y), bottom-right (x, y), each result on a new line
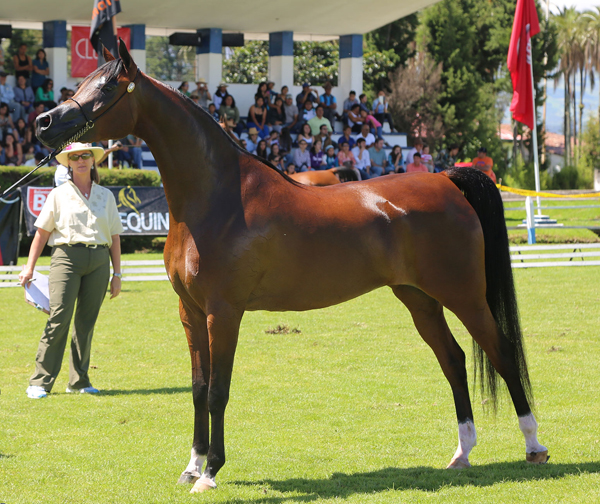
top-left (68, 153), bottom-right (93, 161)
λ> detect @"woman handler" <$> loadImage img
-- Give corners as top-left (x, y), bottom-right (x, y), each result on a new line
top-left (19, 142), bottom-right (124, 399)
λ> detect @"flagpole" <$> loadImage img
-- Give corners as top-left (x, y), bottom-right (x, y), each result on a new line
top-left (528, 43), bottom-right (542, 216)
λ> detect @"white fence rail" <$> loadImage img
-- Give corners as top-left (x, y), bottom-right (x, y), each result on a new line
top-left (2, 246), bottom-right (600, 288)
top-left (510, 243), bottom-right (600, 268)
top-left (0, 260), bottom-right (167, 288)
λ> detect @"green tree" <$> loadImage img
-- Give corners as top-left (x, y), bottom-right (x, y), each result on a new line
top-left (222, 41), bottom-right (268, 84)
top-left (146, 36), bottom-right (195, 82)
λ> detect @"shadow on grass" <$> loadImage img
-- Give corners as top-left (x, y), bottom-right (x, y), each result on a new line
top-left (230, 462), bottom-right (600, 502)
top-left (100, 387), bottom-right (191, 396)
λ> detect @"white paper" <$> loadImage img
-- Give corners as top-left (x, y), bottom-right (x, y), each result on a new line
top-left (25, 270), bottom-right (50, 314)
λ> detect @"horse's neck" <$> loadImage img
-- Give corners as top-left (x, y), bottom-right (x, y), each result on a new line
top-left (133, 77), bottom-right (242, 221)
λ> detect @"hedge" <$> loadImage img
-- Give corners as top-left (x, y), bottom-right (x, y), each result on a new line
top-left (0, 166), bottom-right (162, 190)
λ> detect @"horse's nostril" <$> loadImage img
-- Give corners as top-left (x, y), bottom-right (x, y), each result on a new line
top-left (39, 114), bottom-right (51, 129)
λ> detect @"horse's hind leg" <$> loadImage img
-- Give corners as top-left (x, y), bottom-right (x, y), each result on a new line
top-left (177, 299), bottom-right (210, 485)
top-left (392, 285), bottom-right (476, 469)
top-left (451, 299), bottom-right (548, 464)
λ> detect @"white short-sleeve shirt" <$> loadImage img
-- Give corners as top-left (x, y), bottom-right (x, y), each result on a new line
top-left (34, 181), bottom-right (124, 247)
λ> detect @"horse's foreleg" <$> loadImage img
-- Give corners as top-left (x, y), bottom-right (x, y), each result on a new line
top-left (177, 299), bottom-right (210, 485)
top-left (190, 303), bottom-right (243, 494)
top-left (392, 285), bottom-right (476, 469)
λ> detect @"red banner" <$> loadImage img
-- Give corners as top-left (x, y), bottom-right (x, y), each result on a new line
top-left (71, 25), bottom-right (130, 78)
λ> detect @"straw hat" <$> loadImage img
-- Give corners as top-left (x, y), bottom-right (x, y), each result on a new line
top-left (55, 142), bottom-right (105, 166)
top-left (247, 127), bottom-right (259, 135)
top-left (196, 78), bottom-right (207, 84)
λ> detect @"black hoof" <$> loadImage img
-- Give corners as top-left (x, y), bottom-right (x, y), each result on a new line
top-left (177, 471), bottom-right (200, 484)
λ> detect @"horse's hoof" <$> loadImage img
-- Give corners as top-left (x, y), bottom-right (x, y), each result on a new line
top-left (446, 458), bottom-right (471, 469)
top-left (177, 471), bottom-right (200, 484)
top-left (526, 450), bottom-right (549, 464)
top-left (190, 476), bottom-right (217, 493)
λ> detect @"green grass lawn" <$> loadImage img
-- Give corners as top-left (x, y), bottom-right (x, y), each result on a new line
top-left (1, 257), bottom-right (600, 503)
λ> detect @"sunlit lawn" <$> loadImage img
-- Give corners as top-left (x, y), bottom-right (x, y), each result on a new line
top-left (1, 254), bottom-right (599, 503)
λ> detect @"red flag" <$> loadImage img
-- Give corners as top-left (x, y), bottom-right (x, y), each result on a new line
top-left (507, 0), bottom-right (540, 130)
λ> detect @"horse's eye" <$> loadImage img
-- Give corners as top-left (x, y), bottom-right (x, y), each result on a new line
top-left (102, 82), bottom-right (117, 93)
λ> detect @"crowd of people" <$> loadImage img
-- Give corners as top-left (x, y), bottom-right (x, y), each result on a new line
top-left (0, 43), bottom-right (143, 168)
top-left (179, 78), bottom-right (496, 182)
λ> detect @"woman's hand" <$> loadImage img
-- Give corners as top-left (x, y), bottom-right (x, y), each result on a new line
top-left (19, 266), bottom-right (34, 287)
top-left (110, 276), bottom-right (121, 299)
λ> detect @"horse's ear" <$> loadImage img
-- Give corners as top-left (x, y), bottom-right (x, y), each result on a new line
top-left (102, 45), bottom-right (116, 62)
top-left (118, 38), bottom-right (136, 76)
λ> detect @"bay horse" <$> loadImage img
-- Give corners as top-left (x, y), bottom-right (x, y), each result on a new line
top-left (35, 43), bottom-right (548, 494)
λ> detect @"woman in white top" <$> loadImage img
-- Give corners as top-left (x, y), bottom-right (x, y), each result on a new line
top-left (19, 142), bottom-right (124, 399)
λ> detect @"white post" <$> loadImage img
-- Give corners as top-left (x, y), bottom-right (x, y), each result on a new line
top-left (108, 139), bottom-right (114, 169)
top-left (528, 39), bottom-right (542, 216)
top-left (525, 196), bottom-right (536, 244)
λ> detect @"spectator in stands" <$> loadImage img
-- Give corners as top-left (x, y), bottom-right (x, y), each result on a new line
top-left (324, 145), bottom-right (338, 169)
top-left (2, 133), bottom-right (23, 165)
top-left (15, 117), bottom-right (30, 144)
top-left (35, 79), bottom-right (57, 109)
top-left (388, 145), bottom-right (405, 173)
top-left (358, 93), bottom-right (370, 113)
top-left (57, 86), bottom-right (69, 104)
top-left (296, 82), bottom-right (318, 110)
top-left (13, 75), bottom-right (35, 119)
top-left (28, 101), bottom-right (45, 125)
top-left (0, 71), bottom-right (23, 123)
top-left (300, 99), bottom-right (316, 123)
top-left (256, 82), bottom-right (270, 105)
top-left (267, 96), bottom-right (286, 132)
top-left (247, 95), bottom-right (270, 139)
top-left (279, 127), bottom-right (293, 166)
top-left (421, 144), bottom-right (434, 172)
top-left (178, 81), bottom-right (191, 97)
top-left (356, 124), bottom-right (376, 148)
top-left (255, 139), bottom-right (269, 160)
top-left (266, 81), bottom-right (277, 104)
top-left (319, 82), bottom-right (337, 124)
top-left (316, 124), bottom-right (337, 151)
top-left (117, 135), bottom-right (143, 169)
top-left (31, 49), bottom-right (50, 92)
top-left (219, 94), bottom-right (244, 136)
top-left (246, 128), bottom-right (260, 154)
top-left (277, 86), bottom-right (289, 103)
top-left (405, 138), bottom-right (423, 165)
top-left (372, 90), bottom-right (395, 133)
top-left (406, 152), bottom-right (427, 173)
top-left (267, 130), bottom-right (279, 149)
top-left (213, 83), bottom-right (229, 110)
top-left (360, 109), bottom-right (382, 139)
top-left (471, 147), bottom-right (496, 183)
top-left (13, 44), bottom-right (32, 82)
top-left (268, 143), bottom-right (284, 171)
top-left (342, 91), bottom-right (359, 124)
top-left (24, 151), bottom-right (45, 167)
top-left (352, 138), bottom-right (372, 179)
top-left (283, 93), bottom-right (300, 133)
top-left (297, 123), bottom-right (314, 147)
top-left (310, 139), bottom-right (327, 170)
top-left (193, 78), bottom-right (211, 109)
top-left (207, 103), bottom-right (219, 121)
top-left (368, 137), bottom-right (388, 176)
top-left (337, 125), bottom-right (356, 150)
top-left (434, 144), bottom-right (459, 172)
top-left (240, 139), bottom-right (248, 150)
top-left (0, 102), bottom-right (15, 142)
top-left (347, 104), bottom-right (363, 133)
top-left (291, 138), bottom-right (310, 172)
top-left (307, 104), bottom-right (332, 136)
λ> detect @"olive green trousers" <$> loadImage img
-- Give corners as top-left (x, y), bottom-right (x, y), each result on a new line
top-left (29, 245), bottom-right (110, 391)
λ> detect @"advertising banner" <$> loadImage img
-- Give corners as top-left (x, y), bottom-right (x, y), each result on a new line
top-left (22, 186), bottom-right (169, 237)
top-left (0, 194), bottom-right (21, 266)
top-left (71, 25), bottom-right (130, 78)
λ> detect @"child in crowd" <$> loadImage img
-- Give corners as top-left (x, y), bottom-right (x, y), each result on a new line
top-left (208, 103), bottom-right (219, 122)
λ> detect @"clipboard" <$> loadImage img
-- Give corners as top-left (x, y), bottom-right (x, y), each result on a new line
top-left (24, 270), bottom-right (50, 315)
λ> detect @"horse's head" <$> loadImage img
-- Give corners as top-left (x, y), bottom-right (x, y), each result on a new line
top-left (36, 39), bottom-right (138, 151)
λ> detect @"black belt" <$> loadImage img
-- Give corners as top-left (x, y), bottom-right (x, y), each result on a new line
top-left (67, 243), bottom-right (108, 249)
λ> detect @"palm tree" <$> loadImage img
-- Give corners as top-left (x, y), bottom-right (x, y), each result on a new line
top-left (583, 7), bottom-right (600, 140)
top-left (553, 7), bottom-right (580, 165)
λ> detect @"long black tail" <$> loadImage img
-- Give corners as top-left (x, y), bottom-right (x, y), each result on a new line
top-left (444, 167), bottom-right (533, 410)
